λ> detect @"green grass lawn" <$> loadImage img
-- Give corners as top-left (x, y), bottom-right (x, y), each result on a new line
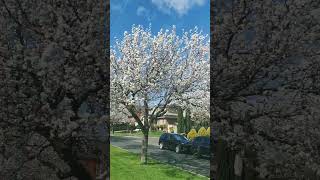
top-left (112, 130), bottom-right (163, 138)
top-left (110, 145), bottom-right (208, 180)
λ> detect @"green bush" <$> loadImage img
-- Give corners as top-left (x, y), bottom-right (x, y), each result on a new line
top-left (198, 127), bottom-right (207, 136)
top-left (206, 127), bottom-right (210, 136)
top-left (187, 129), bottom-right (198, 140)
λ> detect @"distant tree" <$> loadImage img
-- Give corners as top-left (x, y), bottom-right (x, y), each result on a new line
top-left (175, 86), bottom-right (210, 133)
top-left (177, 107), bottom-right (184, 133)
top-left (184, 109), bottom-right (192, 133)
top-left (110, 103), bottom-right (130, 134)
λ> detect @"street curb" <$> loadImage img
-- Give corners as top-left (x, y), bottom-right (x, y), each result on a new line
top-left (111, 144), bottom-right (131, 152)
top-left (110, 135), bottom-right (143, 138)
top-left (110, 135), bottom-right (159, 139)
top-left (110, 145), bottom-right (210, 179)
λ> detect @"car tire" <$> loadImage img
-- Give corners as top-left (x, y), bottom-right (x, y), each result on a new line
top-left (159, 142), bottom-right (164, 150)
top-left (175, 145), bottom-right (181, 153)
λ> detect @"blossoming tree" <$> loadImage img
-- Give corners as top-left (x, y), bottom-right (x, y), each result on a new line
top-left (110, 102), bottom-right (132, 134)
top-left (0, 1), bottom-right (108, 179)
top-left (111, 25), bottom-right (209, 163)
top-left (212, 0), bottom-right (320, 179)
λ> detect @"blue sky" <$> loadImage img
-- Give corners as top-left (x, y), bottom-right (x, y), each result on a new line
top-left (110, 0), bottom-right (210, 45)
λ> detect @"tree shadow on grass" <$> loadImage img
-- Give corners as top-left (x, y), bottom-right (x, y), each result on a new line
top-left (164, 169), bottom-right (179, 177)
top-left (145, 162), bottom-right (162, 165)
top-left (163, 168), bottom-right (204, 179)
top-left (111, 136), bottom-right (134, 142)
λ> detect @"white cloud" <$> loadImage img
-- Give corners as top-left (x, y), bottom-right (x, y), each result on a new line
top-left (136, 6), bottom-right (145, 16)
top-left (136, 6), bottom-right (152, 21)
top-left (151, 0), bottom-right (206, 16)
top-left (137, 6), bottom-right (147, 16)
top-left (111, 0), bottom-right (129, 13)
top-left (112, 4), bottom-right (123, 12)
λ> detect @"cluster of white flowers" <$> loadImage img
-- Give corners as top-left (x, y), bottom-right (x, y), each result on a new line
top-left (111, 25), bottom-right (209, 124)
top-left (212, 0), bottom-right (320, 179)
top-left (0, 1), bottom-right (106, 179)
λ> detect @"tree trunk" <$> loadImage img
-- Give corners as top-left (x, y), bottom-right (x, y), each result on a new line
top-left (141, 131), bottom-right (148, 164)
top-left (216, 139), bottom-right (236, 180)
top-left (127, 123), bottom-right (129, 133)
top-left (111, 124), bottom-right (114, 134)
top-left (215, 139), bottom-right (263, 180)
top-left (141, 95), bottom-right (149, 164)
top-left (177, 108), bottom-right (183, 133)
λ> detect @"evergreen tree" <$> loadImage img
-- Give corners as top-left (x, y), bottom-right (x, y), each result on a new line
top-left (184, 109), bottom-right (192, 133)
top-left (177, 108), bottom-right (184, 133)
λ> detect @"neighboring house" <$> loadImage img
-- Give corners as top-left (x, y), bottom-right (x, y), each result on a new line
top-left (157, 112), bottom-right (178, 133)
top-left (156, 105), bottom-right (180, 133)
top-left (126, 105), bottom-right (181, 133)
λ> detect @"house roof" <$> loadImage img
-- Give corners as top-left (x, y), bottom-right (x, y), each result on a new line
top-left (158, 115), bottom-right (177, 119)
top-left (158, 113), bottom-right (178, 120)
top-left (127, 105), bottom-right (181, 121)
top-left (162, 112), bottom-right (178, 116)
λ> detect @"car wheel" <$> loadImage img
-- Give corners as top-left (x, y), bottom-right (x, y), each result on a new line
top-left (159, 142), bottom-right (164, 150)
top-left (175, 145), bottom-right (181, 153)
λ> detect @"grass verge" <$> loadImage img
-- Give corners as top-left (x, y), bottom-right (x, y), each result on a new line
top-left (110, 145), bottom-right (208, 180)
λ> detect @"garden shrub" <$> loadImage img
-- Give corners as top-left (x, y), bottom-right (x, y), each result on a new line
top-left (187, 129), bottom-right (197, 140)
top-left (169, 127), bottom-right (174, 133)
top-left (206, 127), bottom-right (210, 136)
top-left (198, 127), bottom-right (207, 136)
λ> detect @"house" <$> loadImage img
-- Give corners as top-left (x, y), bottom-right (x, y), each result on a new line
top-left (125, 105), bottom-right (181, 133)
top-left (157, 112), bottom-right (178, 133)
top-left (156, 105), bottom-right (180, 133)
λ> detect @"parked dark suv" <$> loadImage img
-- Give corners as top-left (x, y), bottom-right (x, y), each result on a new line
top-left (190, 136), bottom-right (210, 157)
top-left (158, 133), bottom-right (190, 153)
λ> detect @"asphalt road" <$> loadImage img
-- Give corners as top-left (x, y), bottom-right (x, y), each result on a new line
top-left (110, 135), bottom-right (210, 177)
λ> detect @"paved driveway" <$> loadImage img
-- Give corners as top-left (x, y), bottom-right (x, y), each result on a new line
top-left (110, 135), bottom-right (210, 177)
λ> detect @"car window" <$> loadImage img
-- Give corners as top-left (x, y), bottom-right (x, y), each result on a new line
top-left (161, 133), bottom-right (168, 140)
top-left (173, 134), bottom-right (188, 141)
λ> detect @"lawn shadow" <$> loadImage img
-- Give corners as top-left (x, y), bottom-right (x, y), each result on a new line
top-left (163, 168), bottom-right (205, 179)
top-left (164, 168), bottom-right (180, 177)
top-left (145, 162), bottom-right (162, 165)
